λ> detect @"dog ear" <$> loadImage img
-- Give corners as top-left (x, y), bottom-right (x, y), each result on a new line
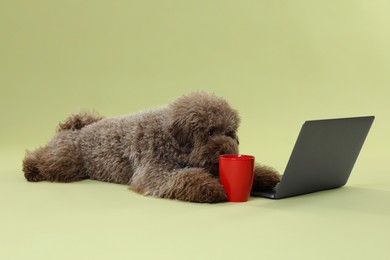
top-left (167, 115), bottom-right (194, 149)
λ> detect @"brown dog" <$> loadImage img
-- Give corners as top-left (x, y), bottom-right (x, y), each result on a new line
top-left (23, 92), bottom-right (280, 203)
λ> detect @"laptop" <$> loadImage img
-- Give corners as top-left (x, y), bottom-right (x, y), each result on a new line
top-left (251, 116), bottom-right (375, 199)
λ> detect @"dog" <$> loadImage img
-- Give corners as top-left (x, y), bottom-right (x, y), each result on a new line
top-left (23, 92), bottom-right (280, 203)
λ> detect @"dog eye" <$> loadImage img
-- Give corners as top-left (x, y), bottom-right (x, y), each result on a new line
top-left (208, 130), bottom-right (214, 137)
top-left (226, 131), bottom-right (239, 144)
top-left (226, 131), bottom-right (235, 138)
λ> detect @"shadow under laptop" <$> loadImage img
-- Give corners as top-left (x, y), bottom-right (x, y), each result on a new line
top-left (259, 185), bottom-right (390, 218)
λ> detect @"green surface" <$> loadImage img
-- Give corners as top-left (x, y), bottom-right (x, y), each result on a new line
top-left (1, 1), bottom-right (389, 259)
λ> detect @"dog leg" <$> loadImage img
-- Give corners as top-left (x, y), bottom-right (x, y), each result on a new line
top-left (23, 133), bottom-right (88, 183)
top-left (23, 111), bottom-right (102, 183)
top-left (23, 147), bottom-right (49, 182)
top-left (251, 164), bottom-right (281, 191)
top-left (130, 167), bottom-right (227, 203)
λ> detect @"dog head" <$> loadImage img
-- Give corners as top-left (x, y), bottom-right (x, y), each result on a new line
top-left (166, 91), bottom-right (240, 175)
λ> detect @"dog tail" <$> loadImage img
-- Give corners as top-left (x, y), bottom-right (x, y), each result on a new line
top-left (57, 111), bottom-right (104, 132)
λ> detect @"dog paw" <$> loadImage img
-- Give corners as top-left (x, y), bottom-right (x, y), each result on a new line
top-left (195, 178), bottom-right (227, 203)
top-left (252, 164), bottom-right (281, 191)
top-left (171, 168), bottom-right (228, 203)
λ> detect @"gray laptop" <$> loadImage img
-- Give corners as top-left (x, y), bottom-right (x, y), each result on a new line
top-left (252, 116), bottom-right (375, 199)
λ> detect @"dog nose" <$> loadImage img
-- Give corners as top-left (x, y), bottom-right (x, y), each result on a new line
top-left (221, 144), bottom-right (238, 155)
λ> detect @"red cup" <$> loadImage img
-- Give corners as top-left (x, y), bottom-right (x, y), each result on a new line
top-left (219, 154), bottom-right (255, 202)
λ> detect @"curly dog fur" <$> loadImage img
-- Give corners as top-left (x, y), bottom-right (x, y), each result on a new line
top-left (23, 92), bottom-right (280, 203)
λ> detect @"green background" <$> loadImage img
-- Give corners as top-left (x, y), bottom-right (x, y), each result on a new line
top-left (1, 1), bottom-right (389, 259)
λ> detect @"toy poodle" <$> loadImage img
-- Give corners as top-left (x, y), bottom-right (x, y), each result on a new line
top-left (23, 92), bottom-right (280, 203)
